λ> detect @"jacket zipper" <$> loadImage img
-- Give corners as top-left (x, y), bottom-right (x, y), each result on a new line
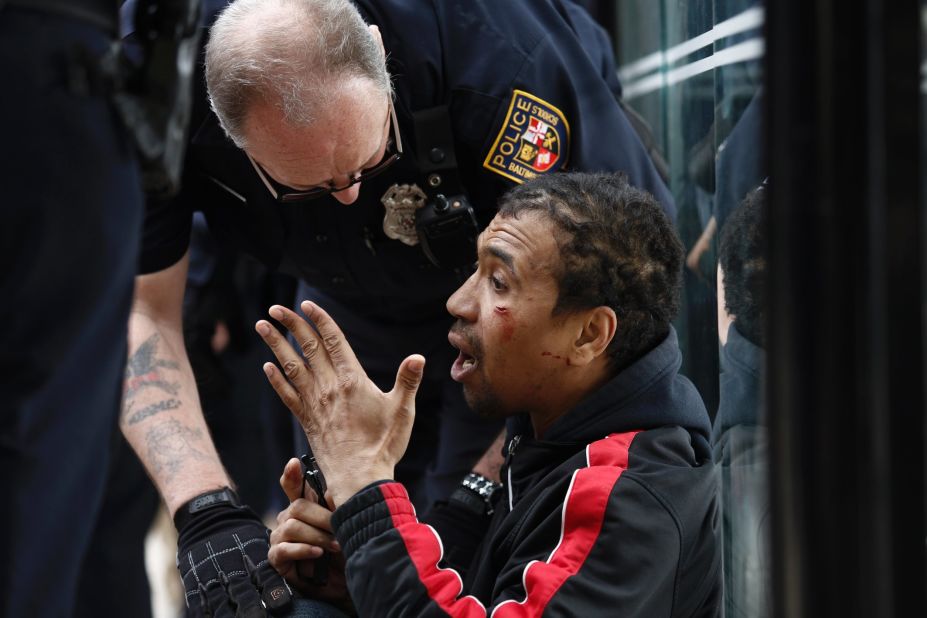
top-left (505, 435), bottom-right (521, 512)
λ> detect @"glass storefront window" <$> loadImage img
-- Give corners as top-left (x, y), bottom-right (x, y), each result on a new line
top-left (613, 2), bottom-right (768, 615)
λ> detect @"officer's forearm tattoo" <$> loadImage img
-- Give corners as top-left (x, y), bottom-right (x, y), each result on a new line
top-left (123, 333), bottom-right (182, 426)
top-left (126, 399), bottom-right (182, 425)
top-left (144, 419), bottom-right (211, 482)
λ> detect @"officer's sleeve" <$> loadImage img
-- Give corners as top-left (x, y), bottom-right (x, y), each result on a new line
top-left (560, 0), bottom-right (625, 97)
top-left (138, 189), bottom-right (194, 275)
top-left (476, 10), bottom-right (675, 218)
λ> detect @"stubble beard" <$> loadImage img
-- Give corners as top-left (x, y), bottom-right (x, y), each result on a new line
top-left (452, 323), bottom-right (509, 419)
top-left (462, 378), bottom-right (508, 420)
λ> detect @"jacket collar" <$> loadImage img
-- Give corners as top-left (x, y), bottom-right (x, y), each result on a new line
top-left (506, 327), bottom-right (711, 450)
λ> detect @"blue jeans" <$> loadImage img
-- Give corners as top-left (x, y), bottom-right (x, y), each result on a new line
top-left (288, 597), bottom-right (352, 618)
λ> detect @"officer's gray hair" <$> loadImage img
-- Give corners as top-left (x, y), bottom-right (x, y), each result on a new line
top-left (205, 0), bottom-right (391, 148)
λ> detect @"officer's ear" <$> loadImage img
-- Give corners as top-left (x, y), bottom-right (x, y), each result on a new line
top-left (368, 25), bottom-right (386, 59)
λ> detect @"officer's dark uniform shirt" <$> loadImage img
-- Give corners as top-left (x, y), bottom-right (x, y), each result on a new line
top-left (139, 0), bottom-right (675, 322)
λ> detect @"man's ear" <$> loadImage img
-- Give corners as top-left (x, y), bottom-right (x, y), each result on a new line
top-left (368, 24), bottom-right (385, 57)
top-left (570, 306), bottom-right (617, 367)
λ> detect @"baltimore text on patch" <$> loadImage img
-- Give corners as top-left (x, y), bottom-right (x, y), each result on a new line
top-left (483, 89), bottom-right (571, 184)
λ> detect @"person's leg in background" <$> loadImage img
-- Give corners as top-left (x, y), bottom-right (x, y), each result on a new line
top-left (0, 8), bottom-right (143, 615)
top-left (75, 437), bottom-right (160, 618)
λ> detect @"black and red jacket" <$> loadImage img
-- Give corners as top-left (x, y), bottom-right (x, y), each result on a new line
top-left (331, 329), bottom-right (721, 616)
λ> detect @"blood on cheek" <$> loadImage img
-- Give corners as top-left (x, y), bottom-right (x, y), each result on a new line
top-left (541, 351), bottom-right (572, 366)
top-left (493, 306), bottom-right (516, 342)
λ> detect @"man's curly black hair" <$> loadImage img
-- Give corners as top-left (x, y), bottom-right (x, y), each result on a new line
top-left (497, 172), bottom-right (684, 373)
top-left (718, 185), bottom-right (766, 347)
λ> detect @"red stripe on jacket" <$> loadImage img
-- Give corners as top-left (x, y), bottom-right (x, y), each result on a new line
top-left (492, 431), bottom-right (639, 617)
top-left (382, 483), bottom-right (487, 616)
top-left (380, 431), bottom-right (640, 617)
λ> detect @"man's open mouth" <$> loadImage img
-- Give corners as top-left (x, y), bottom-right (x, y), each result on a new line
top-left (448, 330), bottom-right (480, 382)
top-left (450, 351), bottom-right (478, 382)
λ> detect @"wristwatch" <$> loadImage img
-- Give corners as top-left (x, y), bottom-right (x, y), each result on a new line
top-left (173, 486), bottom-right (240, 530)
top-left (450, 472), bottom-right (502, 516)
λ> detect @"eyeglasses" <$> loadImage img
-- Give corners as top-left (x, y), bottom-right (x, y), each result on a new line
top-left (247, 98), bottom-right (403, 203)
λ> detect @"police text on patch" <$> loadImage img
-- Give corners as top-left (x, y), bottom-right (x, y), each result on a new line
top-left (483, 90), bottom-right (570, 183)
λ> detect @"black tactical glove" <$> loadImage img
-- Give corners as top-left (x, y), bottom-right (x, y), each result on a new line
top-left (175, 488), bottom-right (292, 617)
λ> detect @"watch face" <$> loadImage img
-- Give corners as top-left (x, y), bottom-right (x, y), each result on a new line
top-left (460, 474), bottom-right (501, 517)
top-left (464, 473), bottom-right (501, 497)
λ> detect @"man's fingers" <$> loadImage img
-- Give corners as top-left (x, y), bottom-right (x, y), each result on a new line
top-left (269, 540), bottom-right (325, 567)
top-left (271, 507), bottom-right (339, 550)
top-left (262, 363), bottom-right (302, 413)
top-left (300, 301), bottom-right (359, 374)
top-left (392, 354), bottom-right (425, 410)
top-left (256, 319), bottom-right (314, 395)
top-left (287, 499), bottom-right (336, 535)
top-left (280, 458), bottom-right (304, 503)
top-left (268, 305), bottom-right (331, 374)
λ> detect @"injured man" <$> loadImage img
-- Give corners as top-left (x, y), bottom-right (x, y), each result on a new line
top-left (255, 172), bottom-right (721, 617)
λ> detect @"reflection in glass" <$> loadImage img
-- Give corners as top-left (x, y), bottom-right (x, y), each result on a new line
top-left (614, 2), bottom-right (768, 614)
top-left (714, 186), bottom-right (769, 618)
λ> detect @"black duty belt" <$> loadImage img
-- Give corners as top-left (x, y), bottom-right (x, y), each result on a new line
top-left (1, 0), bottom-right (117, 35)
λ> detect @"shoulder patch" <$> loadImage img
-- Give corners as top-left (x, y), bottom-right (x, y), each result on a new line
top-left (483, 89), bottom-right (571, 184)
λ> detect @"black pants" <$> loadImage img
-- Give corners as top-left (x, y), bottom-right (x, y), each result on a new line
top-left (0, 7), bottom-right (143, 616)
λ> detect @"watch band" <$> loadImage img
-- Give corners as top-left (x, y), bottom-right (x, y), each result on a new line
top-left (453, 472), bottom-right (502, 515)
top-left (173, 486), bottom-right (240, 531)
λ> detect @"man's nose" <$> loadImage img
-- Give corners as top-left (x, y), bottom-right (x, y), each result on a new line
top-left (446, 272), bottom-right (477, 320)
top-left (332, 183), bottom-right (361, 205)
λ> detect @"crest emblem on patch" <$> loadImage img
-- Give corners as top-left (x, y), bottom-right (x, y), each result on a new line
top-left (483, 89), bottom-right (570, 183)
top-left (381, 183), bottom-right (427, 246)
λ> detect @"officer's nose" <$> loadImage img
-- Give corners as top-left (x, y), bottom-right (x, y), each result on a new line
top-left (332, 184), bottom-right (362, 205)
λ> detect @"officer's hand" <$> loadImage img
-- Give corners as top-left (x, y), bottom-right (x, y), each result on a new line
top-left (269, 459), bottom-right (351, 609)
top-left (175, 497), bottom-right (292, 617)
top-left (255, 301), bottom-right (425, 508)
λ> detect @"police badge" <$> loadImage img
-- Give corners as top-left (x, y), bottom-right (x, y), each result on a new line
top-left (381, 183), bottom-right (427, 246)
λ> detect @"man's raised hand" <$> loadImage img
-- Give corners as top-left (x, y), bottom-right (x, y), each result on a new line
top-left (255, 301), bottom-right (425, 507)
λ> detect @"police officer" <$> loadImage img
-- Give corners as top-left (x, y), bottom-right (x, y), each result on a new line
top-left (122, 0), bottom-right (673, 613)
top-left (2, 0), bottom-right (150, 615)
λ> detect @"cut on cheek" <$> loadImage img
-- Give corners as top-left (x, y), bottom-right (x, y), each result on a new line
top-left (541, 351), bottom-right (572, 366)
top-left (494, 306), bottom-right (516, 342)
